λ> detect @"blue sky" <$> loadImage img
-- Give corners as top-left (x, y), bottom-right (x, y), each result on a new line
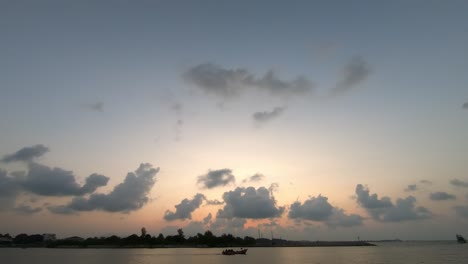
top-left (1, 0), bottom-right (468, 240)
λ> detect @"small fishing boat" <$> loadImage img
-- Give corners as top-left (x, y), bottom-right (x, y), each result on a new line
top-left (456, 234), bottom-right (466, 244)
top-left (222, 248), bottom-right (248, 255)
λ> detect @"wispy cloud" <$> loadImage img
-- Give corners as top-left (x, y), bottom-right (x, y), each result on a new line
top-left (404, 184), bottom-right (417, 192)
top-left (183, 63), bottom-right (313, 98)
top-left (420, 180), bottom-right (432, 185)
top-left (1, 144), bottom-right (49, 163)
top-left (331, 56), bottom-right (371, 95)
top-left (14, 204), bottom-right (42, 215)
top-left (463, 102), bottom-right (468, 109)
top-left (242, 173), bottom-right (265, 183)
top-left (450, 179), bottom-right (468, 188)
top-left (429, 192), bottom-right (456, 201)
top-left (252, 107), bottom-right (285, 124)
top-left (83, 102), bottom-right (104, 112)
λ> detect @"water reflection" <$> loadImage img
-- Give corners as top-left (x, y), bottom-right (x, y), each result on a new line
top-left (2, 242), bottom-right (468, 264)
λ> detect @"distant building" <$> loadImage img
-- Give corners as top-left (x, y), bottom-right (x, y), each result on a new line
top-left (43, 234), bottom-right (56, 241)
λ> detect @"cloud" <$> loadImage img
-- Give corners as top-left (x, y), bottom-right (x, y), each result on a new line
top-left (49, 163), bottom-right (159, 213)
top-left (454, 206), bottom-right (468, 218)
top-left (355, 184), bottom-right (393, 210)
top-left (206, 199), bottom-right (224, 205)
top-left (429, 192), bottom-right (456, 201)
top-left (332, 56), bottom-right (371, 95)
top-left (164, 193), bottom-right (206, 221)
top-left (19, 162), bottom-right (109, 196)
top-left (450, 179), bottom-right (468, 188)
top-left (326, 208), bottom-right (364, 227)
top-left (288, 195), bottom-right (363, 227)
top-left (197, 169), bottom-right (235, 189)
top-left (405, 184), bottom-right (417, 192)
top-left (269, 183), bottom-right (279, 193)
top-left (217, 186), bottom-right (284, 219)
top-left (14, 204), bottom-right (42, 215)
top-left (420, 180), bottom-right (432, 185)
top-left (203, 213), bottom-right (212, 225)
top-left (183, 63), bottom-right (313, 98)
top-left (0, 169), bottom-right (20, 210)
top-left (463, 102), bottom-right (468, 109)
top-left (242, 173), bottom-right (265, 183)
top-left (355, 184), bottom-right (431, 222)
top-left (170, 102), bottom-right (184, 141)
top-left (1, 145), bottom-right (109, 197)
top-left (210, 217), bottom-right (247, 234)
top-left (288, 195), bottom-right (334, 221)
top-left (1, 144), bottom-right (49, 163)
top-left (252, 107), bottom-right (285, 123)
top-left (84, 102), bottom-right (104, 112)
top-left (381, 196), bottom-right (432, 222)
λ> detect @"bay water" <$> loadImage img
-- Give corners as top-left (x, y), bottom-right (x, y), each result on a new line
top-left (1, 241), bottom-right (467, 264)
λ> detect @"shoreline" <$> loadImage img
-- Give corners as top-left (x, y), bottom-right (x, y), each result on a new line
top-left (0, 241), bottom-right (376, 248)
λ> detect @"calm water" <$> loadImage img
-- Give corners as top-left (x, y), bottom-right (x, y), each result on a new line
top-left (1, 241), bottom-right (467, 264)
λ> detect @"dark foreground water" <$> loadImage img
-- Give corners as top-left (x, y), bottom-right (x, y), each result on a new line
top-left (2, 241), bottom-right (467, 264)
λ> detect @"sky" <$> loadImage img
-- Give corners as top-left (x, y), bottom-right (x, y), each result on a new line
top-left (1, 0), bottom-right (468, 241)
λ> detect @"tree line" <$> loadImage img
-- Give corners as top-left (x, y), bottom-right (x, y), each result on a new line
top-left (1, 229), bottom-right (257, 248)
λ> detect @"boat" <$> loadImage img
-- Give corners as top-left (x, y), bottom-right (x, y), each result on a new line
top-left (456, 234), bottom-right (466, 244)
top-left (222, 248), bottom-right (248, 255)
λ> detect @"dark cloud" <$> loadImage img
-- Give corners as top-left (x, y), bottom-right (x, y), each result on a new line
top-left (80, 174), bottom-right (110, 194)
top-left (288, 195), bottom-right (363, 227)
top-left (48, 205), bottom-right (76, 215)
top-left (1, 145), bottom-right (109, 197)
top-left (84, 102), bottom-right (104, 112)
top-left (183, 63), bottom-right (313, 98)
top-left (0, 169), bottom-right (20, 210)
top-left (49, 163), bottom-right (159, 213)
top-left (253, 107), bottom-right (285, 123)
top-left (463, 102), bottom-right (468, 109)
top-left (164, 193), bottom-right (206, 221)
top-left (454, 206), bottom-right (468, 218)
top-left (14, 204), bottom-right (42, 215)
top-left (405, 184), bottom-right (417, 192)
top-left (450, 179), bottom-right (468, 188)
top-left (288, 196), bottom-right (334, 221)
top-left (217, 186), bottom-right (284, 219)
top-left (332, 56), bottom-right (371, 95)
top-left (242, 173), bottom-right (265, 183)
top-left (355, 184), bottom-right (431, 222)
top-left (381, 196), bottom-right (432, 222)
top-left (355, 184), bottom-right (393, 209)
top-left (1, 144), bottom-right (49, 163)
top-left (327, 208), bottom-right (364, 227)
top-left (197, 169), bottom-right (235, 189)
top-left (20, 162), bottom-right (109, 196)
top-left (429, 192), bottom-right (456, 201)
top-left (210, 217), bottom-right (247, 233)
